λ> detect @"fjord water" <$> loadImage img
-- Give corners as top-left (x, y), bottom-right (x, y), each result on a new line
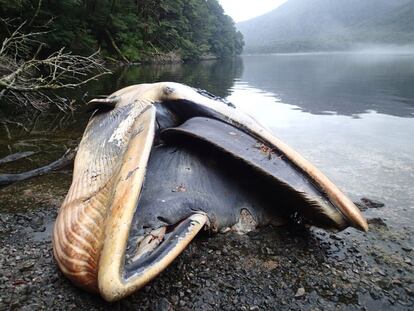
top-left (228, 53), bottom-right (414, 228)
top-left (2, 53), bottom-right (413, 229)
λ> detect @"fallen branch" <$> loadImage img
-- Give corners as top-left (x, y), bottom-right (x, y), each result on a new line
top-left (0, 148), bottom-right (76, 186)
top-left (0, 19), bottom-right (111, 111)
top-left (0, 151), bottom-right (36, 165)
top-left (105, 29), bottom-right (130, 63)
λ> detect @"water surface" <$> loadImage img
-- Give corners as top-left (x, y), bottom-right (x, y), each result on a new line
top-left (230, 54), bottom-right (414, 228)
top-left (1, 53), bottom-right (413, 228)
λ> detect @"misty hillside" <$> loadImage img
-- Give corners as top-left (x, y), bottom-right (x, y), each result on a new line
top-left (237, 0), bottom-right (414, 53)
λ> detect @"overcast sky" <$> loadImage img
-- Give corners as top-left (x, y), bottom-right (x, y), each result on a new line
top-left (219, 0), bottom-right (287, 23)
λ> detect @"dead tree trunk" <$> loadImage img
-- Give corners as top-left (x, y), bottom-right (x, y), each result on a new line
top-left (0, 149), bottom-right (76, 186)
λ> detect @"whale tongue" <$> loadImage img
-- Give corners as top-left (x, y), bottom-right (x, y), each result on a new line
top-left (124, 213), bottom-right (207, 280)
top-left (161, 117), bottom-right (351, 231)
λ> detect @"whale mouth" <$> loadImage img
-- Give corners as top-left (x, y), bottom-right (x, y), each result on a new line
top-left (53, 82), bottom-right (367, 302)
top-left (119, 112), bottom-right (358, 296)
top-left (124, 213), bottom-right (207, 280)
top-left (99, 97), bottom-right (366, 301)
top-left (130, 112), bottom-right (353, 233)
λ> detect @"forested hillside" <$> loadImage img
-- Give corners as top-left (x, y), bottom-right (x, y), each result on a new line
top-left (238, 0), bottom-right (414, 53)
top-left (0, 0), bottom-right (244, 62)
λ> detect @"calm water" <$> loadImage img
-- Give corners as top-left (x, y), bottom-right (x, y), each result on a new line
top-left (231, 54), bottom-right (414, 228)
top-left (1, 53), bottom-right (413, 228)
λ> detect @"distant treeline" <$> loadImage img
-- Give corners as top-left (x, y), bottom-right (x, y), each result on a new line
top-left (0, 0), bottom-right (244, 62)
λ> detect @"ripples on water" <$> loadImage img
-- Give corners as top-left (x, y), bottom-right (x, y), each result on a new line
top-left (1, 53), bottom-right (413, 227)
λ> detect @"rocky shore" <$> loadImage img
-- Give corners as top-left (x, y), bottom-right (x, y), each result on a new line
top-left (0, 173), bottom-right (413, 310)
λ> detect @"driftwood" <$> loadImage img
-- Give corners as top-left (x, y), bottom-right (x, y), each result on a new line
top-left (0, 151), bottom-right (36, 165)
top-left (0, 149), bottom-right (76, 186)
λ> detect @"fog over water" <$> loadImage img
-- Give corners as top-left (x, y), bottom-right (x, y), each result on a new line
top-left (349, 44), bottom-right (414, 55)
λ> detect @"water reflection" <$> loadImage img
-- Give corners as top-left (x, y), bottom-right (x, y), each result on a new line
top-left (0, 59), bottom-right (243, 165)
top-left (96, 58), bottom-right (243, 99)
top-left (241, 54), bottom-right (414, 117)
top-left (229, 82), bottom-right (414, 228)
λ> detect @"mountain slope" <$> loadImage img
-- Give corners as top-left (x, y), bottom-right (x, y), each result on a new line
top-left (237, 0), bottom-right (414, 53)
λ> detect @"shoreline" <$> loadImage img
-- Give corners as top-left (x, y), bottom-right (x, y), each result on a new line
top-left (0, 172), bottom-right (412, 310)
top-left (106, 53), bottom-right (222, 66)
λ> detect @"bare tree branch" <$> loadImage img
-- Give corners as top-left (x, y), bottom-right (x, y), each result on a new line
top-left (28, 0), bottom-right (43, 27)
top-left (0, 151), bottom-right (36, 165)
top-left (0, 148), bottom-right (76, 186)
top-left (0, 19), bottom-right (111, 111)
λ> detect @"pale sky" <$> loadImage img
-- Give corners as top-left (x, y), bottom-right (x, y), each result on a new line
top-left (219, 0), bottom-right (288, 23)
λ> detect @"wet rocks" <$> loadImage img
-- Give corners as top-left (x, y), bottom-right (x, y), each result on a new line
top-left (361, 198), bottom-right (385, 209)
top-left (295, 287), bottom-right (306, 298)
top-left (154, 298), bottom-right (173, 311)
top-left (0, 190), bottom-right (413, 310)
top-left (368, 218), bottom-right (388, 228)
top-left (355, 198), bottom-right (385, 211)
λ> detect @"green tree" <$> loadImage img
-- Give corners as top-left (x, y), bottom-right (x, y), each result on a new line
top-left (0, 0), bottom-right (244, 62)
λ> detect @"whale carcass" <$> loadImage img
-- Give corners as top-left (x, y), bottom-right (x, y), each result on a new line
top-left (52, 82), bottom-right (368, 301)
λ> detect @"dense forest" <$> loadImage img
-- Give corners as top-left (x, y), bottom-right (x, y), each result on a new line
top-left (0, 0), bottom-right (244, 62)
top-left (238, 0), bottom-right (414, 53)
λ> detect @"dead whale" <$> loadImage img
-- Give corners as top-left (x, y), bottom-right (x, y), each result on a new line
top-left (52, 82), bottom-right (368, 301)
